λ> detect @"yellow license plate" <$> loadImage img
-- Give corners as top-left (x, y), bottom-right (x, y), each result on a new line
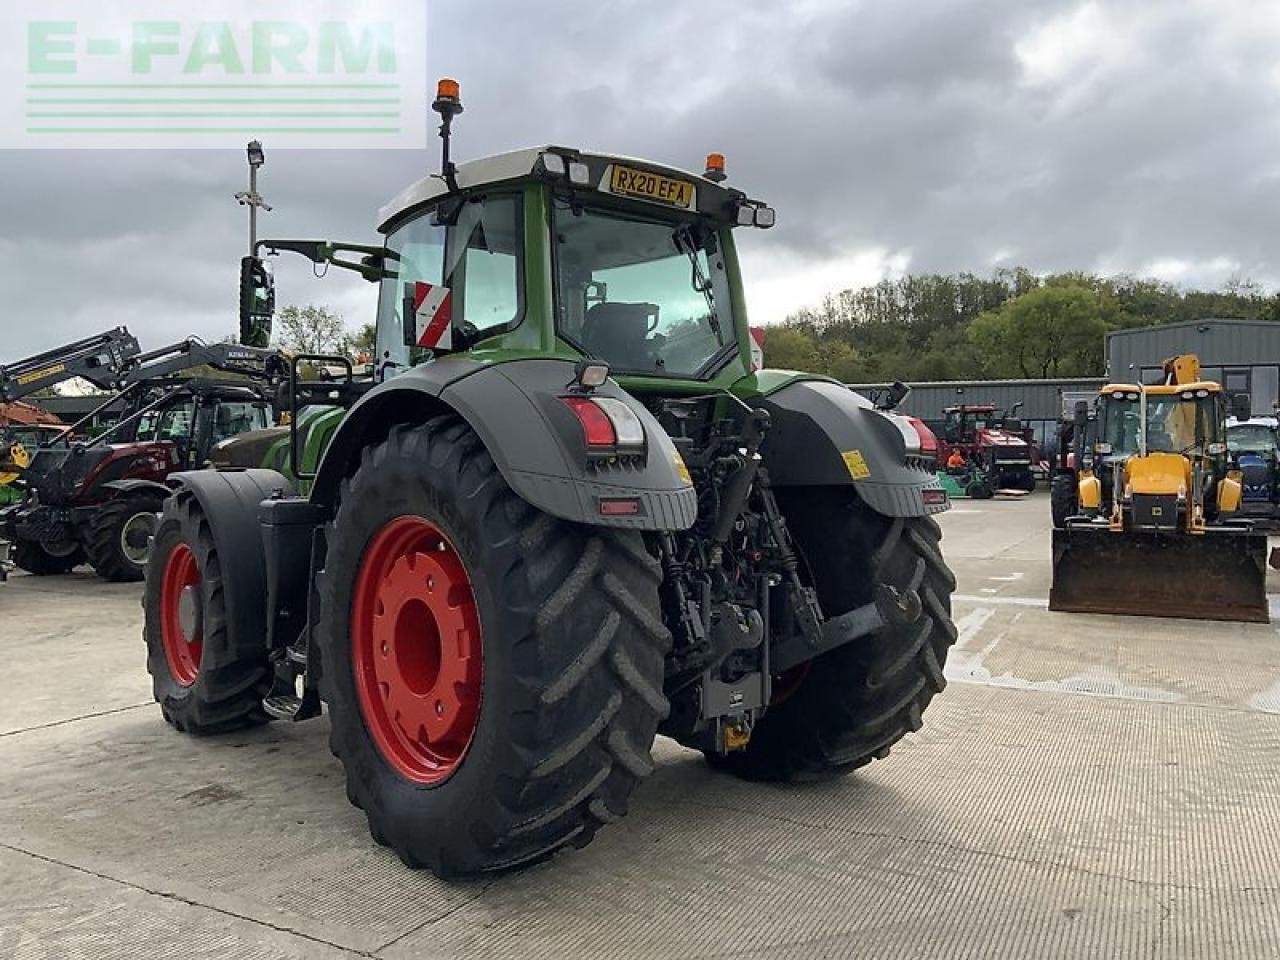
top-left (609, 165), bottom-right (694, 208)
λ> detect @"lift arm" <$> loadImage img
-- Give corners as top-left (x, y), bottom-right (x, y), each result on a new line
top-left (0, 327), bottom-right (143, 402)
top-left (117, 338), bottom-right (287, 385)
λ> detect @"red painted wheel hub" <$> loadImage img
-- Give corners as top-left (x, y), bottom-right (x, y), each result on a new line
top-left (160, 543), bottom-right (202, 687)
top-left (351, 516), bottom-right (483, 784)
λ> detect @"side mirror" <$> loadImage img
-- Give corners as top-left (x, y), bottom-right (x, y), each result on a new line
top-left (239, 256), bottom-right (275, 348)
top-left (1231, 392), bottom-right (1252, 421)
top-left (882, 380), bottom-right (911, 411)
top-left (1073, 400), bottom-right (1089, 429)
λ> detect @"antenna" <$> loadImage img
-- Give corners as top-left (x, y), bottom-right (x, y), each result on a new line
top-left (432, 78), bottom-right (464, 192)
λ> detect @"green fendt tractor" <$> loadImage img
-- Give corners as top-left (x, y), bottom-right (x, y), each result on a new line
top-left (143, 80), bottom-right (958, 877)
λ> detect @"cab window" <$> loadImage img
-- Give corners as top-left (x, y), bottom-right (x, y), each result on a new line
top-left (376, 194), bottom-right (523, 374)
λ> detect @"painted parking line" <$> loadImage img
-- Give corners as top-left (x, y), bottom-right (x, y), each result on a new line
top-left (953, 594), bottom-right (1048, 608)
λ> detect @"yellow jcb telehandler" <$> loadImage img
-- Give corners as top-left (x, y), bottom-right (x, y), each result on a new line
top-left (1049, 355), bottom-right (1269, 623)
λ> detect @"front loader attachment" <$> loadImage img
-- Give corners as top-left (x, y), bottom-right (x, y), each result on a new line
top-left (1049, 525), bottom-right (1270, 623)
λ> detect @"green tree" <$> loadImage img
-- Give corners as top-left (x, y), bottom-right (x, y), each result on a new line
top-left (275, 304), bottom-right (346, 355)
top-left (970, 285), bottom-right (1112, 378)
top-left (343, 322), bottom-right (377, 360)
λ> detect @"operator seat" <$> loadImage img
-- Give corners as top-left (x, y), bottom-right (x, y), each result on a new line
top-left (582, 302), bottom-right (655, 367)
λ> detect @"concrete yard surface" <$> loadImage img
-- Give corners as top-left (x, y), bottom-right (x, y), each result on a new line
top-left (2, 492), bottom-right (1280, 958)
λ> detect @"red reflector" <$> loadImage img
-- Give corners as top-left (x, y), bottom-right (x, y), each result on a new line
top-left (561, 397), bottom-right (616, 447)
top-left (922, 489), bottom-right (948, 506)
top-left (599, 497), bottom-right (643, 516)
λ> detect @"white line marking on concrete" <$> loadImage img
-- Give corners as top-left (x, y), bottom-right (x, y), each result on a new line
top-left (954, 606), bottom-right (996, 650)
top-left (950, 665), bottom-right (1184, 703)
top-left (980, 588), bottom-right (998, 594)
top-left (953, 594), bottom-right (1048, 608)
top-left (988, 572), bottom-right (1025, 582)
top-left (1248, 679), bottom-right (1280, 713)
top-left (946, 509), bottom-right (980, 514)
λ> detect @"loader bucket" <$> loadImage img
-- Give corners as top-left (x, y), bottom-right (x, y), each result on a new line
top-left (1049, 526), bottom-right (1271, 623)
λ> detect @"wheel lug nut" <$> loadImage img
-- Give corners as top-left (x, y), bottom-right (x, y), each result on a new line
top-left (435, 701), bottom-right (444, 716)
top-left (427, 576), bottom-right (435, 591)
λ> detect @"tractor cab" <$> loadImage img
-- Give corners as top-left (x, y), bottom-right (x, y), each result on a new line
top-left (1093, 383), bottom-right (1230, 504)
top-left (363, 146), bottom-right (770, 393)
top-left (942, 405), bottom-right (996, 444)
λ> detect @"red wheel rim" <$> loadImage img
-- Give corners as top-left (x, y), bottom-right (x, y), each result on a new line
top-left (351, 516), bottom-right (483, 784)
top-left (160, 543), bottom-right (202, 687)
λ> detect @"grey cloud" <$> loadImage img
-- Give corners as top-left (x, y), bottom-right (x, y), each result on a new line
top-left (3, 0), bottom-right (1279, 357)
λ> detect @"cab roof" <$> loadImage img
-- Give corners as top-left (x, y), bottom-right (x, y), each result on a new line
top-left (1101, 382), bottom-right (1223, 396)
top-left (377, 146), bottom-right (752, 233)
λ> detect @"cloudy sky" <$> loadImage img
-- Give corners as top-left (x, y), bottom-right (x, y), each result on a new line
top-left (3, 0), bottom-right (1279, 357)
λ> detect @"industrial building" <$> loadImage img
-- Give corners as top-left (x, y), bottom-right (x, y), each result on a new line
top-left (1107, 318), bottom-right (1280, 416)
top-left (849, 316), bottom-right (1279, 454)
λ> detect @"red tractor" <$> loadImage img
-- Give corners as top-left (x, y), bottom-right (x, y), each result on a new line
top-left (0, 337), bottom-right (284, 580)
top-left (938, 403), bottom-right (1036, 493)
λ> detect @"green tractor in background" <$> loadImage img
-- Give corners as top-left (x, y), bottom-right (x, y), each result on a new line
top-left (143, 80), bottom-right (958, 877)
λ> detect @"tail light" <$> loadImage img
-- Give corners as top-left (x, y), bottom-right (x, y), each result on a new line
top-left (561, 396), bottom-right (646, 455)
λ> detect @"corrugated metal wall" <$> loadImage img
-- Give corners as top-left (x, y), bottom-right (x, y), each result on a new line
top-left (846, 379), bottom-right (1106, 422)
top-left (846, 378), bottom-right (1106, 456)
top-left (1107, 319), bottom-right (1280, 416)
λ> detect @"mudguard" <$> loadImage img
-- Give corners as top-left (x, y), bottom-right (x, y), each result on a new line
top-left (757, 380), bottom-right (946, 517)
top-left (310, 357), bottom-right (698, 531)
top-left (165, 469), bottom-right (295, 653)
top-left (102, 478), bottom-right (171, 500)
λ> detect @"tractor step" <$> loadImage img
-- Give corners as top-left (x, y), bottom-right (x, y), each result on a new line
top-left (262, 690), bottom-right (322, 722)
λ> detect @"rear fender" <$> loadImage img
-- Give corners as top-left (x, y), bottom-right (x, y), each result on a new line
top-left (757, 380), bottom-right (946, 517)
top-left (101, 478), bottom-right (171, 501)
top-left (310, 358), bottom-right (697, 530)
top-left (165, 469), bottom-right (296, 653)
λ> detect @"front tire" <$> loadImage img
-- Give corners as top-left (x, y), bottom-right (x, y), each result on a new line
top-left (88, 493), bottom-right (164, 582)
top-left (12, 538), bottom-right (83, 575)
top-left (143, 491), bottom-right (272, 733)
top-left (712, 488), bottom-right (957, 782)
top-left (1050, 474), bottom-right (1077, 528)
top-left (318, 418), bottom-right (670, 876)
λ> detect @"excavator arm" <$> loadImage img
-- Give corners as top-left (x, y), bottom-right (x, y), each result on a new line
top-left (1161, 354), bottom-right (1201, 386)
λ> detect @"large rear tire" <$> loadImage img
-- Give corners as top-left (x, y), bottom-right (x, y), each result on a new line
top-left (87, 493), bottom-right (164, 582)
top-left (142, 491), bottom-right (272, 733)
top-left (12, 538), bottom-right (83, 576)
top-left (1050, 473), bottom-right (1077, 529)
top-left (318, 417), bottom-right (670, 876)
top-left (711, 488), bottom-right (957, 782)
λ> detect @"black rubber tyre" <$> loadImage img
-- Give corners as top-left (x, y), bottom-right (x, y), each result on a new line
top-left (967, 479), bottom-right (994, 499)
top-left (143, 490), bottom-right (272, 734)
top-left (1050, 473), bottom-right (1077, 529)
top-left (709, 488), bottom-right (957, 782)
top-left (12, 538), bottom-right (83, 575)
top-left (87, 493), bottom-right (164, 583)
top-left (318, 417), bottom-right (671, 876)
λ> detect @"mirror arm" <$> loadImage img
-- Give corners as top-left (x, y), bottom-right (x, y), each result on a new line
top-left (257, 239), bottom-right (385, 282)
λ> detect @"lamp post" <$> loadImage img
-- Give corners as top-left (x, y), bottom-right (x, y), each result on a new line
top-left (235, 140), bottom-right (271, 256)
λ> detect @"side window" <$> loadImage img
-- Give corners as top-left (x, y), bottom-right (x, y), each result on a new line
top-left (445, 195), bottom-right (522, 340)
top-left (134, 411), bottom-right (159, 441)
top-left (155, 401), bottom-right (195, 443)
top-left (376, 216), bottom-right (447, 374)
top-left (375, 194), bottom-right (523, 376)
